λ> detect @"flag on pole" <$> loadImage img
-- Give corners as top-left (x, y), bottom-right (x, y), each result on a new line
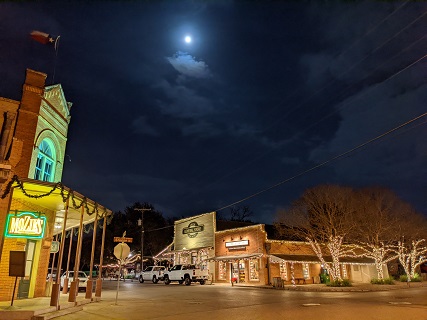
top-left (30, 30), bottom-right (60, 50)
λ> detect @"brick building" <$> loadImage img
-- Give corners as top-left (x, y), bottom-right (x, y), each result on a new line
top-left (156, 212), bottom-right (385, 285)
top-left (0, 69), bottom-right (112, 305)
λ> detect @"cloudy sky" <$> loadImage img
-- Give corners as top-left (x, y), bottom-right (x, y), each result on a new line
top-left (0, 1), bottom-right (426, 223)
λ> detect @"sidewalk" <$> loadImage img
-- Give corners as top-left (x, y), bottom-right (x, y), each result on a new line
top-left (233, 280), bottom-right (427, 292)
top-left (0, 292), bottom-right (96, 320)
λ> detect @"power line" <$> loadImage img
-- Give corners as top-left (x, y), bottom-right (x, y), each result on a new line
top-left (193, 52), bottom-right (427, 195)
top-left (214, 112), bottom-right (427, 212)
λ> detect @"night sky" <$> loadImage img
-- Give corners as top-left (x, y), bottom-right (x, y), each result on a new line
top-left (1, 1), bottom-right (426, 224)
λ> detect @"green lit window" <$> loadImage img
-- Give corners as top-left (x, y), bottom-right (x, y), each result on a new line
top-left (34, 140), bottom-right (55, 182)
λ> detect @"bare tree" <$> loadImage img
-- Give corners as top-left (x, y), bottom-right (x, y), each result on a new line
top-left (393, 208), bottom-right (427, 279)
top-left (275, 185), bottom-right (357, 281)
top-left (230, 205), bottom-right (253, 222)
top-left (351, 187), bottom-right (403, 279)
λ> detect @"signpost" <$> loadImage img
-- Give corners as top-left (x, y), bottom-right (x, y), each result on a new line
top-left (113, 232), bottom-right (131, 305)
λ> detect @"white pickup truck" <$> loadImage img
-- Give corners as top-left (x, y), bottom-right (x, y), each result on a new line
top-left (138, 266), bottom-right (166, 284)
top-left (163, 264), bottom-right (208, 286)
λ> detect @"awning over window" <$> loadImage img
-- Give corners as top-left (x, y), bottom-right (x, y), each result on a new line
top-left (206, 253), bottom-right (263, 262)
top-left (269, 254), bottom-right (375, 265)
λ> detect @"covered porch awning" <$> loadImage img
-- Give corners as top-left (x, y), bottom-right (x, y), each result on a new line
top-left (269, 254), bottom-right (375, 265)
top-left (206, 253), bottom-right (263, 262)
top-left (6, 176), bottom-right (113, 234)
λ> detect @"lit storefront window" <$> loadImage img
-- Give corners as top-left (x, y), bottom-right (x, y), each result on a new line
top-left (249, 259), bottom-right (259, 281)
top-left (303, 263), bottom-right (310, 279)
top-left (218, 261), bottom-right (227, 280)
top-left (199, 250), bottom-right (208, 271)
top-left (280, 262), bottom-right (288, 280)
top-left (191, 252), bottom-right (197, 265)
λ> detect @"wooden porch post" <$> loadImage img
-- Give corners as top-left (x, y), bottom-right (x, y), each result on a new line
top-left (50, 197), bottom-right (69, 307)
top-left (62, 227), bottom-right (73, 294)
top-left (69, 206), bottom-right (84, 302)
top-left (95, 214), bottom-right (108, 298)
top-left (85, 213), bottom-right (98, 300)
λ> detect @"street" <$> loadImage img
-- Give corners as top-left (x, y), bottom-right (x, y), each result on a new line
top-left (55, 280), bottom-right (427, 320)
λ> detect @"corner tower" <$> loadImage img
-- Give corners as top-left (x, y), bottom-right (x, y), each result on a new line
top-left (13, 69), bottom-right (72, 182)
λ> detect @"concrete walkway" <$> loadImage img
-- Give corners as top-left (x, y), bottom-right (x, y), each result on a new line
top-left (234, 280), bottom-right (427, 292)
top-left (0, 281), bottom-right (425, 320)
top-left (0, 292), bottom-right (97, 320)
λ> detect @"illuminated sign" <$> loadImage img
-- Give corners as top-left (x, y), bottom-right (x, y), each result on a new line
top-left (5, 212), bottom-right (46, 239)
top-left (182, 221), bottom-right (204, 238)
top-left (225, 240), bottom-right (249, 250)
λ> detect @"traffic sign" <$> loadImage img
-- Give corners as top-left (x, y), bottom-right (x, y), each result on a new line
top-left (114, 243), bottom-right (130, 260)
top-left (50, 241), bottom-right (60, 253)
top-left (114, 237), bottom-right (133, 243)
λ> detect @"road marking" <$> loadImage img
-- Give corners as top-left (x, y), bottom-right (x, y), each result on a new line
top-left (302, 303), bottom-right (321, 307)
top-left (388, 302), bottom-right (412, 305)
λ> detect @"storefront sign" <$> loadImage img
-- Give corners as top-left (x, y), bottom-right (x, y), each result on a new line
top-left (5, 212), bottom-right (46, 239)
top-left (226, 240), bottom-right (249, 250)
top-left (182, 222), bottom-right (204, 238)
top-left (174, 212), bottom-right (215, 251)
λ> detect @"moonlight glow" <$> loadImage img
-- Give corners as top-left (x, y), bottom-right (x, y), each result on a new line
top-left (184, 36), bottom-right (192, 43)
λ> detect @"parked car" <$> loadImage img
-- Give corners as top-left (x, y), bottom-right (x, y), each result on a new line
top-left (60, 271), bottom-right (89, 289)
top-left (46, 267), bottom-right (57, 281)
top-left (138, 266), bottom-right (166, 283)
top-left (163, 264), bottom-right (208, 285)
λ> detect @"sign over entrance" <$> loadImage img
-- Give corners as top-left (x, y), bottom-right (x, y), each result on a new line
top-left (5, 212), bottom-right (46, 239)
top-left (174, 212), bottom-right (215, 251)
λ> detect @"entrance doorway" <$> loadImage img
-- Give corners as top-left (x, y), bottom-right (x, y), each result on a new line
top-left (231, 260), bottom-right (246, 283)
top-left (18, 240), bottom-right (36, 298)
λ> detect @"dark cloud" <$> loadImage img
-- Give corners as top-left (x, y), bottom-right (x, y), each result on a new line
top-left (1, 1), bottom-right (426, 222)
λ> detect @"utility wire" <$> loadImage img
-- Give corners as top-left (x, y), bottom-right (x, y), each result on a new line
top-left (195, 52), bottom-right (427, 194)
top-left (214, 112), bottom-right (427, 212)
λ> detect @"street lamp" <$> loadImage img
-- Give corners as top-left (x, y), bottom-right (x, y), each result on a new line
top-left (135, 208), bottom-right (151, 272)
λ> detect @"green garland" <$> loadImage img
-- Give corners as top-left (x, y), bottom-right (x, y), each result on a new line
top-left (1, 175), bottom-right (113, 224)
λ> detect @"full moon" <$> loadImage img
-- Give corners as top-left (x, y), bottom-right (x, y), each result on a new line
top-left (184, 36), bottom-right (192, 43)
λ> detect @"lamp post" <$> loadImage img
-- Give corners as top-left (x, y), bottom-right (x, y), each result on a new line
top-left (135, 208), bottom-right (151, 272)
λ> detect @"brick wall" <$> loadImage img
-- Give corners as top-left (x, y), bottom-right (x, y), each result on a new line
top-left (0, 238), bottom-right (26, 301)
top-left (13, 69), bottom-right (46, 179)
top-left (214, 225), bottom-right (268, 285)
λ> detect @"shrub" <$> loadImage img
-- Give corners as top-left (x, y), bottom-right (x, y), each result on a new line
top-left (327, 279), bottom-right (352, 287)
top-left (371, 277), bottom-right (394, 285)
top-left (399, 274), bottom-right (422, 282)
top-left (320, 273), bottom-right (330, 284)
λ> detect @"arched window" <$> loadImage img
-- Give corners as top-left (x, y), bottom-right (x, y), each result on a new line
top-left (34, 139), bottom-right (55, 182)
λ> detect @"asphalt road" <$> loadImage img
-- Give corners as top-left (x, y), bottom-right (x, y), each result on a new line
top-left (56, 280), bottom-right (427, 320)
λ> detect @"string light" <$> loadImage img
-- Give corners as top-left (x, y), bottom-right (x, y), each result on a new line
top-left (1, 175), bottom-right (113, 221)
top-left (290, 262), bottom-right (296, 287)
top-left (395, 239), bottom-right (427, 278)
